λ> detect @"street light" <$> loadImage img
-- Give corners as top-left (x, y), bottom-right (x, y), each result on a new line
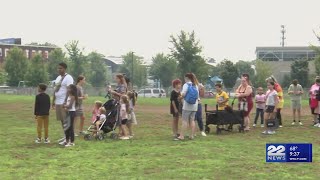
top-left (131, 52), bottom-right (134, 89)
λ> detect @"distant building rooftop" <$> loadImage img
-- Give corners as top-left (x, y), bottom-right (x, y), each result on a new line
top-left (256, 46), bottom-right (319, 61)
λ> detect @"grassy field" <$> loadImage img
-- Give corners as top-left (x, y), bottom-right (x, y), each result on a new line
top-left (0, 95), bottom-right (319, 180)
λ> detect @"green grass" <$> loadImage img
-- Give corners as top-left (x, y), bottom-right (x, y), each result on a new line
top-left (0, 94), bottom-right (319, 180)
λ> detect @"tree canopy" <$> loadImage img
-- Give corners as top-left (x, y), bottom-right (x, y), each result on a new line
top-left (170, 31), bottom-right (209, 82)
top-left (4, 47), bottom-right (29, 86)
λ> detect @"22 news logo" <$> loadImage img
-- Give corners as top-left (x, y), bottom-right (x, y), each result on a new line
top-left (267, 144), bottom-right (286, 162)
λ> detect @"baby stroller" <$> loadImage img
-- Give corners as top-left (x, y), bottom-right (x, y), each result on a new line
top-left (84, 97), bottom-right (120, 141)
top-left (204, 98), bottom-right (245, 134)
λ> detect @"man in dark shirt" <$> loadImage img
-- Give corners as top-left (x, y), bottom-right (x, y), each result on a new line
top-left (34, 83), bottom-right (51, 143)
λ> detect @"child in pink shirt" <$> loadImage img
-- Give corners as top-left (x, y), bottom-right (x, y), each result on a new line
top-left (253, 87), bottom-right (266, 127)
top-left (91, 101), bottom-right (103, 123)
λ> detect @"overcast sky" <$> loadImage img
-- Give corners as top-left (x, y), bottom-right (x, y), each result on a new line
top-left (1, 0), bottom-right (319, 62)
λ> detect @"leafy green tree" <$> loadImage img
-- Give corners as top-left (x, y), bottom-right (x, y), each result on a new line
top-left (312, 46), bottom-right (320, 75)
top-left (4, 47), bottom-right (28, 86)
top-left (47, 48), bottom-right (67, 80)
top-left (0, 67), bottom-right (7, 85)
top-left (149, 53), bottom-right (177, 88)
top-left (87, 52), bottom-right (108, 87)
top-left (170, 31), bottom-right (209, 82)
top-left (26, 54), bottom-right (49, 87)
top-left (254, 60), bottom-right (272, 87)
top-left (290, 60), bottom-right (309, 87)
top-left (235, 60), bottom-right (255, 81)
top-left (281, 74), bottom-right (291, 89)
top-left (27, 42), bottom-right (58, 47)
top-left (120, 52), bottom-right (147, 88)
top-left (65, 40), bottom-right (87, 78)
top-left (215, 59), bottom-right (239, 88)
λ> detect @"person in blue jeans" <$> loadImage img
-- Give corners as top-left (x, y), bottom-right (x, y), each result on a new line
top-left (195, 83), bottom-right (207, 137)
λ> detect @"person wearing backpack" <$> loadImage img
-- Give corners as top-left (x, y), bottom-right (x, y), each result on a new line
top-left (175, 73), bottom-right (199, 141)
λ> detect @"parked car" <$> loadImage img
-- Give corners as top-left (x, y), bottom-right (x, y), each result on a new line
top-left (138, 88), bottom-right (166, 98)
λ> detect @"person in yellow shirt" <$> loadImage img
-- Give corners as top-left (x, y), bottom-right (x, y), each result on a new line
top-left (215, 83), bottom-right (229, 110)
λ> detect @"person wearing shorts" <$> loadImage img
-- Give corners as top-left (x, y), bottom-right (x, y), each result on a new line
top-left (262, 81), bottom-right (278, 135)
top-left (288, 79), bottom-right (303, 125)
top-left (52, 62), bottom-right (74, 143)
top-left (175, 73), bottom-right (199, 141)
top-left (309, 78), bottom-right (320, 126)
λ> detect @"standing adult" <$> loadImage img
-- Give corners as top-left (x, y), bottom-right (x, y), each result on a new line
top-left (108, 74), bottom-right (128, 137)
top-left (309, 77), bottom-right (320, 126)
top-left (235, 75), bottom-right (253, 131)
top-left (288, 79), bottom-right (303, 125)
top-left (109, 74), bottom-right (128, 99)
top-left (52, 62), bottom-right (74, 143)
top-left (175, 73), bottom-right (199, 141)
top-left (74, 75), bottom-right (87, 135)
top-left (266, 76), bottom-right (284, 127)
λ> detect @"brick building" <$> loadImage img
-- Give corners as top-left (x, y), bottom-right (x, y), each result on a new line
top-left (0, 42), bottom-right (57, 63)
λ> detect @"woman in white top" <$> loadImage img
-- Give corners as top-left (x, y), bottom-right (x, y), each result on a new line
top-left (262, 81), bottom-right (279, 135)
top-left (175, 73), bottom-right (199, 141)
top-left (63, 84), bottom-right (78, 147)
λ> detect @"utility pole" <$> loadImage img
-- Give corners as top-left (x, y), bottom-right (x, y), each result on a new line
top-left (281, 25), bottom-right (286, 47)
top-left (280, 25), bottom-right (286, 61)
top-left (131, 52), bottom-right (134, 89)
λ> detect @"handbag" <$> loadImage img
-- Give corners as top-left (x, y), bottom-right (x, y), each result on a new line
top-left (54, 74), bottom-right (67, 93)
top-left (239, 101), bottom-right (248, 111)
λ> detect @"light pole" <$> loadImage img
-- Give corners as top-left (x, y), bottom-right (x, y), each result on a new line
top-left (131, 52), bottom-right (134, 89)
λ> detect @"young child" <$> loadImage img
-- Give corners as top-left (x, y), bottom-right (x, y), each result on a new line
top-left (91, 101), bottom-right (103, 123)
top-left (62, 84), bottom-right (78, 147)
top-left (170, 79), bottom-right (182, 138)
top-left (34, 83), bottom-right (51, 143)
top-left (119, 95), bottom-right (130, 140)
top-left (94, 107), bottom-right (107, 136)
top-left (127, 91), bottom-right (137, 138)
top-left (215, 83), bottom-right (229, 110)
top-left (262, 82), bottom-right (279, 135)
top-left (253, 87), bottom-right (266, 127)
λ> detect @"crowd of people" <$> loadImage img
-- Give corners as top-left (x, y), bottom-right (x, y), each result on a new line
top-left (33, 62), bottom-right (320, 145)
top-left (34, 62), bottom-right (137, 147)
top-left (169, 73), bottom-right (320, 138)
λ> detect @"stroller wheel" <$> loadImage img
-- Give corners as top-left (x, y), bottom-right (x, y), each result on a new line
top-left (205, 126), bottom-right (210, 134)
top-left (84, 134), bottom-right (92, 141)
top-left (216, 126), bottom-right (222, 135)
top-left (98, 134), bottom-right (105, 141)
top-left (110, 132), bottom-right (118, 139)
top-left (238, 125), bottom-right (244, 133)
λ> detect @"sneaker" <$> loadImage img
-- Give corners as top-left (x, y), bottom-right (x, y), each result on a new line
top-left (262, 130), bottom-right (269, 134)
top-left (299, 122), bottom-right (303, 126)
top-left (74, 133), bottom-right (79, 137)
top-left (253, 124), bottom-right (256, 127)
top-left (291, 122), bottom-right (295, 125)
top-left (59, 140), bottom-right (67, 146)
top-left (317, 124), bottom-right (320, 128)
top-left (120, 136), bottom-right (130, 140)
top-left (201, 131), bottom-right (207, 137)
top-left (65, 143), bottom-right (75, 147)
top-left (268, 130), bottom-right (276, 135)
top-left (58, 137), bottom-right (66, 142)
top-left (35, 138), bottom-right (41, 143)
top-left (261, 124), bottom-right (264, 128)
top-left (279, 125), bottom-right (283, 128)
top-left (313, 123), bottom-right (320, 127)
top-left (44, 138), bottom-right (50, 144)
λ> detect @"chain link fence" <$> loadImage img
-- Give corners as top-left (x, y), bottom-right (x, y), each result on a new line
top-left (0, 86), bottom-right (313, 100)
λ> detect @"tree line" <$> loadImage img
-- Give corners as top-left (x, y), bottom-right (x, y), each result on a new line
top-left (0, 31), bottom-right (319, 89)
